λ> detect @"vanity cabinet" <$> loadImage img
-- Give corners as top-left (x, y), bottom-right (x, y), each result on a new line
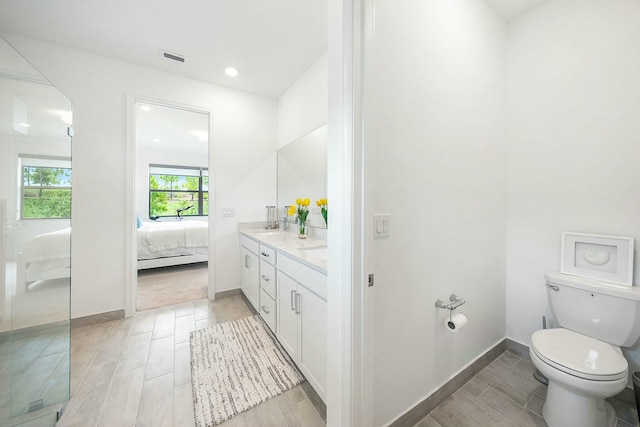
top-left (258, 243), bottom-right (277, 331)
top-left (240, 236), bottom-right (260, 311)
top-left (238, 231), bottom-right (327, 403)
top-left (276, 253), bottom-right (327, 402)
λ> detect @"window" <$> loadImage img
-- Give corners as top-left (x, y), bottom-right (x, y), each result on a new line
top-left (20, 156), bottom-right (72, 219)
top-left (149, 165), bottom-right (208, 218)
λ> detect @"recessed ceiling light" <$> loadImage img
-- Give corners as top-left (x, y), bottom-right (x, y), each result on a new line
top-left (153, 138), bottom-right (161, 143)
top-left (18, 123), bottom-right (31, 128)
top-left (225, 67), bottom-right (239, 77)
top-left (140, 105), bottom-right (152, 111)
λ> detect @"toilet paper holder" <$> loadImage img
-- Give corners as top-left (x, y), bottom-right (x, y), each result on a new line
top-left (435, 294), bottom-right (465, 311)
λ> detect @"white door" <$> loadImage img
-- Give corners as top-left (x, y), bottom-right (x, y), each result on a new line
top-left (241, 247), bottom-right (259, 310)
top-left (277, 272), bottom-right (299, 360)
top-left (298, 285), bottom-right (327, 401)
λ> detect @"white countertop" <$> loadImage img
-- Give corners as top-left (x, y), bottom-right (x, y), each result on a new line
top-left (239, 227), bottom-right (328, 273)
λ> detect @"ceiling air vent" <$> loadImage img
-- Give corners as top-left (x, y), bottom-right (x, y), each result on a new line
top-left (162, 50), bottom-right (185, 63)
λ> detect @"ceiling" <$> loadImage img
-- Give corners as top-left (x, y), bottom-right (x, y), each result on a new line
top-left (0, 0), bottom-right (327, 99)
top-left (483, 0), bottom-right (551, 21)
top-left (135, 103), bottom-right (208, 154)
top-left (0, 0), bottom-right (551, 148)
top-left (0, 0), bottom-right (554, 100)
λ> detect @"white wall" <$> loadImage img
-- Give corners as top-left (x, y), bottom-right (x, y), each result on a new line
top-left (371, 1), bottom-right (507, 425)
top-left (505, 0), bottom-right (640, 382)
top-left (277, 52), bottom-right (328, 148)
top-left (3, 34), bottom-right (278, 318)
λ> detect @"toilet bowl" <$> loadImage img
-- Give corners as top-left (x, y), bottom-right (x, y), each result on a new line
top-left (530, 328), bottom-right (627, 427)
top-left (530, 272), bottom-right (640, 427)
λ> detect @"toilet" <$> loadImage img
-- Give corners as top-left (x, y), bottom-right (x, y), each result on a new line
top-left (530, 272), bottom-right (640, 427)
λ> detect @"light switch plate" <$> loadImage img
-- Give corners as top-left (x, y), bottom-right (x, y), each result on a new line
top-left (373, 213), bottom-right (390, 238)
top-left (222, 208), bottom-right (235, 217)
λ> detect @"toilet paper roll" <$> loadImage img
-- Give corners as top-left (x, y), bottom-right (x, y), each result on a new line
top-left (445, 312), bottom-right (468, 333)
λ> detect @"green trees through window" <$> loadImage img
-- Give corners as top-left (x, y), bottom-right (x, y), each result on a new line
top-left (22, 166), bottom-right (72, 219)
top-left (149, 167), bottom-right (208, 218)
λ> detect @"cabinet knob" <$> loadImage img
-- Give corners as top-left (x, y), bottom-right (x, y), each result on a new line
top-left (261, 305), bottom-right (270, 314)
top-left (261, 275), bottom-right (270, 282)
top-left (261, 251), bottom-right (269, 257)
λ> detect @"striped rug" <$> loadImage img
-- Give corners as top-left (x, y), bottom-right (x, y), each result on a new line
top-left (190, 315), bottom-right (305, 426)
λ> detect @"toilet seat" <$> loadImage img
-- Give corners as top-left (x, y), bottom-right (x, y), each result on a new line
top-left (531, 328), bottom-right (627, 381)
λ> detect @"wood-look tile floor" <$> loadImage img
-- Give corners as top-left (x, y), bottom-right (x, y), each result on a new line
top-left (415, 351), bottom-right (640, 427)
top-left (136, 263), bottom-right (208, 311)
top-left (58, 295), bottom-right (326, 427)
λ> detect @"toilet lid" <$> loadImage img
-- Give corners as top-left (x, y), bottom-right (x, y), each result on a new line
top-left (531, 328), bottom-right (628, 381)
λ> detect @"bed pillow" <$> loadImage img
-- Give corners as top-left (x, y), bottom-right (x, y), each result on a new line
top-left (137, 214), bottom-right (142, 228)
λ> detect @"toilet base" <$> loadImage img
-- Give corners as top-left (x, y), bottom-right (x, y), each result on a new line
top-left (543, 381), bottom-right (617, 427)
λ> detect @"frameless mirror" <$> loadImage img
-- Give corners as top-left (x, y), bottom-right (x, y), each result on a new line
top-left (277, 124), bottom-right (327, 229)
top-left (0, 36), bottom-right (72, 425)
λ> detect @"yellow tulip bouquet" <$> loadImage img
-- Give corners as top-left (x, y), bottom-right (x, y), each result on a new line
top-left (316, 198), bottom-right (327, 226)
top-left (289, 198), bottom-right (310, 238)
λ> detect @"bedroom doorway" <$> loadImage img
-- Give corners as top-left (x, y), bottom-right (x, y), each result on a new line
top-left (133, 101), bottom-right (211, 312)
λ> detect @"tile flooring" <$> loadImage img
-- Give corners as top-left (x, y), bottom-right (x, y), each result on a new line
top-left (30, 293), bottom-right (638, 427)
top-left (58, 294), bottom-right (325, 427)
top-left (136, 264), bottom-right (208, 311)
top-left (0, 322), bottom-right (70, 427)
top-left (414, 350), bottom-right (639, 427)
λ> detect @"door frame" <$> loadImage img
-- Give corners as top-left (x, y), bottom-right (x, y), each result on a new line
top-left (124, 95), bottom-right (215, 316)
top-left (327, 0), bottom-right (373, 425)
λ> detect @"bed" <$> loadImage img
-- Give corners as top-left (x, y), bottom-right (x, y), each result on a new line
top-left (137, 220), bottom-right (208, 269)
top-left (17, 220), bottom-right (208, 293)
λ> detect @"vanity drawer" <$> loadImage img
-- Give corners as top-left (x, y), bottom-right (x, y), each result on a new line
top-left (240, 235), bottom-right (259, 254)
top-left (259, 288), bottom-right (276, 333)
top-left (259, 244), bottom-right (277, 264)
top-left (260, 260), bottom-right (277, 298)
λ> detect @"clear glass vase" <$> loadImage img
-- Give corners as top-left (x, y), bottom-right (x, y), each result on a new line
top-left (298, 221), bottom-right (308, 239)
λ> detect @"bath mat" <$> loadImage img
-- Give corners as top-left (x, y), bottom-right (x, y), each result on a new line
top-left (190, 314), bottom-right (305, 426)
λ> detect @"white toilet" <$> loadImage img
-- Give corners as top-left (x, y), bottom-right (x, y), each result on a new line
top-left (530, 272), bottom-right (640, 427)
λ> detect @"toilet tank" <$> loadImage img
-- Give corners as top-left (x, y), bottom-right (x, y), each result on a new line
top-left (545, 272), bottom-right (640, 347)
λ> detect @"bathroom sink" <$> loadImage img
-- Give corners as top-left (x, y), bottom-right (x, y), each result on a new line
top-left (299, 245), bottom-right (328, 261)
top-left (252, 230), bottom-right (281, 236)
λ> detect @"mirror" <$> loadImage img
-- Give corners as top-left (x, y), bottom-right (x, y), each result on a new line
top-left (277, 124), bottom-right (327, 228)
top-left (0, 36), bottom-right (72, 425)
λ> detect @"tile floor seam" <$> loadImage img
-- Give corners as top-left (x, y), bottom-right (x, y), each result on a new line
top-left (68, 329), bottom-right (107, 399)
top-left (92, 355), bottom-right (130, 424)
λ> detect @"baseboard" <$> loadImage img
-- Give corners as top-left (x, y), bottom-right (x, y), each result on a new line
top-left (71, 309), bottom-right (124, 328)
top-left (215, 288), bottom-right (242, 299)
top-left (301, 380), bottom-right (327, 422)
top-left (506, 338), bottom-right (530, 360)
top-left (0, 319), bottom-right (69, 340)
top-left (389, 339), bottom-right (506, 427)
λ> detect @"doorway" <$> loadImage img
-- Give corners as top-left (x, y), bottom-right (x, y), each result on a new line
top-left (133, 101), bottom-right (211, 311)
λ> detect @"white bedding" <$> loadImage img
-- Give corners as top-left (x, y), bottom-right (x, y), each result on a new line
top-left (19, 220), bottom-right (208, 291)
top-left (22, 227), bottom-right (71, 264)
top-left (23, 220), bottom-right (208, 266)
top-left (137, 220), bottom-right (208, 254)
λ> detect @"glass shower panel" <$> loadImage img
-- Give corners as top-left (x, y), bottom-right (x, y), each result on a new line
top-left (0, 36), bottom-right (72, 426)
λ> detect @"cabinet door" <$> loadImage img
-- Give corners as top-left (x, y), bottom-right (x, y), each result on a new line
top-left (277, 273), bottom-right (299, 361)
top-left (241, 247), bottom-right (259, 311)
top-left (298, 285), bottom-right (327, 401)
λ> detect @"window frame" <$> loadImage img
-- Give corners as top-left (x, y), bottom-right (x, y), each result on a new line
top-left (148, 165), bottom-right (208, 218)
top-left (19, 155), bottom-right (72, 220)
